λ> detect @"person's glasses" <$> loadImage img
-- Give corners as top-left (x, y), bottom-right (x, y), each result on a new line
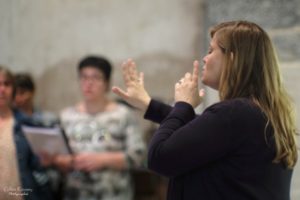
top-left (79, 75), bottom-right (104, 83)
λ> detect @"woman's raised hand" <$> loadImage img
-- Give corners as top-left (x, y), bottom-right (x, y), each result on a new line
top-left (175, 60), bottom-right (205, 108)
top-left (112, 59), bottom-right (151, 112)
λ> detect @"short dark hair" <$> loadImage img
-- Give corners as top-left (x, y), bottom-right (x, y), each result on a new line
top-left (14, 73), bottom-right (35, 92)
top-left (78, 56), bottom-right (112, 82)
top-left (0, 65), bottom-right (16, 98)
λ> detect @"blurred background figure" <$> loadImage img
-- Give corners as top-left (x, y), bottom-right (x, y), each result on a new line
top-left (0, 66), bottom-right (22, 200)
top-left (13, 73), bottom-right (58, 126)
top-left (41, 56), bottom-right (146, 200)
top-left (0, 66), bottom-right (54, 200)
top-left (13, 73), bottom-right (36, 117)
top-left (13, 73), bottom-right (63, 199)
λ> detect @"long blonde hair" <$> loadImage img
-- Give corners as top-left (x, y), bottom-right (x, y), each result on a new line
top-left (210, 21), bottom-right (297, 168)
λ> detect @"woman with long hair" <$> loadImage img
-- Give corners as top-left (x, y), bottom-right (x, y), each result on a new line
top-left (112, 20), bottom-right (297, 200)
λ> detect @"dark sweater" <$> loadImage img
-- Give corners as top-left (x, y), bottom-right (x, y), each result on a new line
top-left (145, 98), bottom-right (292, 200)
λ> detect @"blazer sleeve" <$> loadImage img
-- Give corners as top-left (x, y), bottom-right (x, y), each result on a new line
top-left (147, 101), bottom-right (239, 177)
top-left (144, 99), bottom-right (173, 124)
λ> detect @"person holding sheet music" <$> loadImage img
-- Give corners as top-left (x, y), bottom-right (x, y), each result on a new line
top-left (41, 56), bottom-right (146, 200)
top-left (0, 66), bottom-right (54, 200)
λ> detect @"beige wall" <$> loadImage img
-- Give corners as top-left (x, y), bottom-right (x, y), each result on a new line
top-left (0, 0), bottom-right (204, 113)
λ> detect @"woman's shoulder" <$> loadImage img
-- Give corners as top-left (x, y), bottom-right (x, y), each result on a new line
top-left (204, 98), bottom-right (266, 134)
top-left (205, 98), bottom-right (261, 116)
top-left (210, 97), bottom-right (256, 108)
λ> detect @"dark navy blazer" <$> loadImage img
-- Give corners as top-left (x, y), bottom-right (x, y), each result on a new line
top-left (13, 109), bottom-right (54, 200)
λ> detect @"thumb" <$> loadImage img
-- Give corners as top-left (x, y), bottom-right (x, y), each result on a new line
top-left (112, 86), bottom-right (129, 99)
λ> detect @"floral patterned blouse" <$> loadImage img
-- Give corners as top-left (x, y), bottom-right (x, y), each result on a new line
top-left (60, 103), bottom-right (146, 200)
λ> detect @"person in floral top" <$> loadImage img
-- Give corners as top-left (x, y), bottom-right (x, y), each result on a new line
top-left (42, 56), bottom-right (146, 200)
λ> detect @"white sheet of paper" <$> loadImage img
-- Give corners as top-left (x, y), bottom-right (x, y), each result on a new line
top-left (21, 125), bottom-right (71, 155)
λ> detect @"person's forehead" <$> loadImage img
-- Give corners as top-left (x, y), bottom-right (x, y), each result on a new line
top-left (80, 66), bottom-right (104, 75)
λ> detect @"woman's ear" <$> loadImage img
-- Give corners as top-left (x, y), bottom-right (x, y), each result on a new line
top-left (230, 52), bottom-right (234, 61)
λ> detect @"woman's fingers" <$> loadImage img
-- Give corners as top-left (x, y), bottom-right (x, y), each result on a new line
top-left (113, 58), bottom-right (144, 101)
top-left (199, 88), bottom-right (205, 98)
top-left (184, 73), bottom-right (192, 81)
top-left (122, 60), bottom-right (131, 85)
top-left (192, 60), bottom-right (199, 84)
top-left (139, 72), bottom-right (144, 87)
top-left (178, 61), bottom-right (199, 84)
top-left (127, 59), bottom-right (139, 82)
top-left (122, 58), bottom-right (141, 85)
top-left (128, 59), bottom-right (135, 81)
top-left (131, 61), bottom-right (139, 80)
top-left (112, 86), bottom-right (129, 99)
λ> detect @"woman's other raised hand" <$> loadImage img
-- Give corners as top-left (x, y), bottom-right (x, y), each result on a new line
top-left (112, 59), bottom-right (151, 112)
top-left (175, 60), bottom-right (205, 108)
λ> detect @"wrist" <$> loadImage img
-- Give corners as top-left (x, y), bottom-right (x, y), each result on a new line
top-left (140, 96), bottom-right (151, 112)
